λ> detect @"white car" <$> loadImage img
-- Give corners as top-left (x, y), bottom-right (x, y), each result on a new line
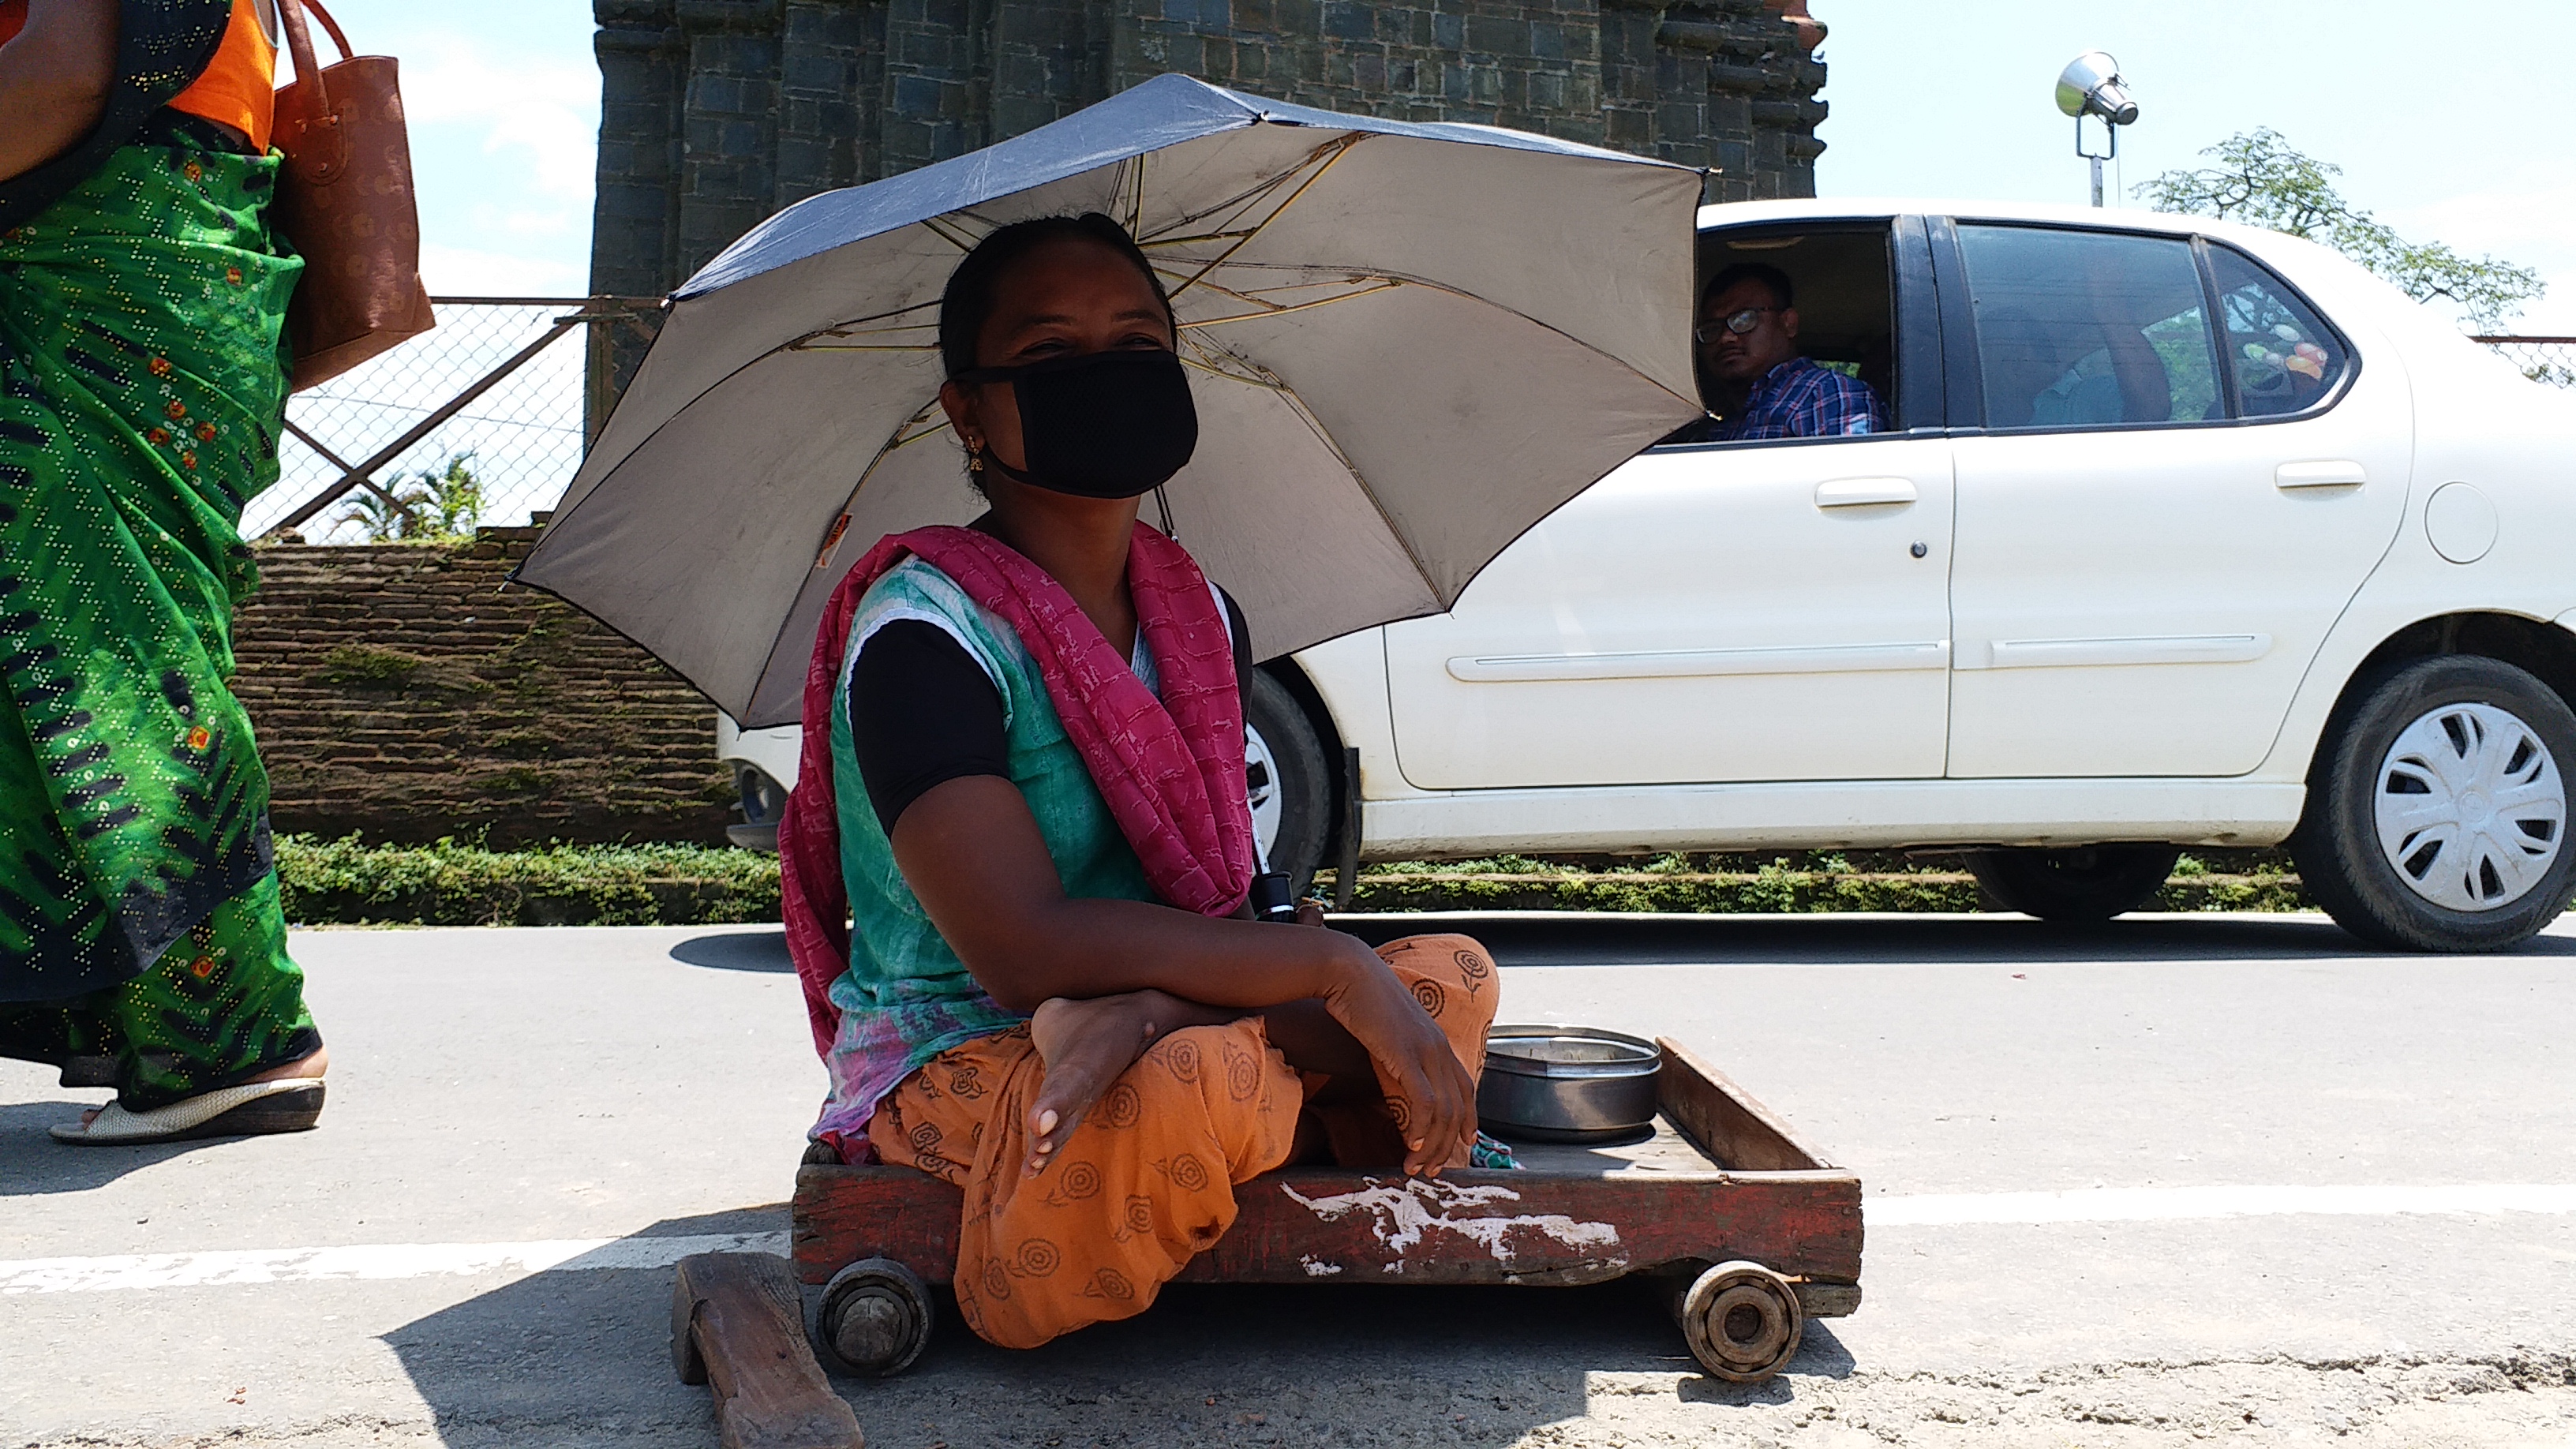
top-left (724, 198), bottom-right (2576, 952)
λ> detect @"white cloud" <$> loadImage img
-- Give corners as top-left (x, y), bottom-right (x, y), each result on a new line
top-left (398, 36), bottom-right (601, 203)
top-left (417, 242), bottom-right (588, 298)
top-left (343, 27), bottom-right (601, 298)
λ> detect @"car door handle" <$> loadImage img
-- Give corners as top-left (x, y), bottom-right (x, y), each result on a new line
top-left (2276, 460), bottom-right (2367, 489)
top-left (1814, 477), bottom-right (1918, 508)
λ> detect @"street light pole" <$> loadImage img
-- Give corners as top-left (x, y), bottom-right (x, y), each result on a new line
top-left (2076, 113), bottom-right (2115, 208)
top-left (2056, 52), bottom-right (2138, 208)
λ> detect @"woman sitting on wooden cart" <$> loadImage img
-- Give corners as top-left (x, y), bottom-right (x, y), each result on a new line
top-left (780, 212), bottom-right (1506, 1350)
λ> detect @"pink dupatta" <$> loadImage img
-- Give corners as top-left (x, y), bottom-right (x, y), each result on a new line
top-left (777, 522), bottom-right (1257, 1056)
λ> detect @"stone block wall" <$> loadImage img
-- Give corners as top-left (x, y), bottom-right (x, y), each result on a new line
top-left (230, 531), bottom-right (736, 848)
top-left (590, 0), bottom-right (1829, 298)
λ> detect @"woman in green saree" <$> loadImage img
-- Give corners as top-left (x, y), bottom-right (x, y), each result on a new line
top-left (0, 0), bottom-right (327, 1143)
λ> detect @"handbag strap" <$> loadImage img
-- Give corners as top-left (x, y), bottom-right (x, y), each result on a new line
top-left (296, 0), bottom-right (354, 61)
top-left (274, 0), bottom-right (330, 116)
top-left (274, 0), bottom-right (355, 105)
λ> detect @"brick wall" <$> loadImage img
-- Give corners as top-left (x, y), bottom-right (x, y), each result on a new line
top-left (230, 531), bottom-right (736, 848)
top-left (590, 0), bottom-right (1829, 301)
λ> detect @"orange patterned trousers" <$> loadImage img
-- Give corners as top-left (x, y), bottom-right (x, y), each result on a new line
top-left (869, 932), bottom-right (1498, 1348)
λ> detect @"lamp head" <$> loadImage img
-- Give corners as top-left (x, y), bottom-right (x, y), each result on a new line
top-left (2055, 51), bottom-right (2139, 125)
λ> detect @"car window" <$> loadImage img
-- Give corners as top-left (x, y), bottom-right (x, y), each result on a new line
top-left (1653, 224), bottom-right (1904, 447)
top-left (2207, 245), bottom-right (2349, 418)
top-left (1956, 225), bottom-right (2222, 429)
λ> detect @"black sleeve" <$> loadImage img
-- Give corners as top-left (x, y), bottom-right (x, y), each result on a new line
top-left (1219, 585), bottom-right (1255, 715)
top-left (848, 621), bottom-right (1010, 834)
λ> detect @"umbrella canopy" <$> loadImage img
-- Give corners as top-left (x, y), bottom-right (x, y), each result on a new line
top-left (518, 74), bottom-right (1704, 728)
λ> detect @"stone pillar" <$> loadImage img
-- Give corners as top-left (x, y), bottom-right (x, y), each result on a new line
top-left (987, 0), bottom-right (1109, 142)
top-left (675, 2), bottom-right (784, 277)
top-left (881, 0), bottom-right (988, 174)
top-left (777, 0), bottom-right (881, 207)
top-left (587, 0), bottom-right (1836, 293)
top-left (1649, 0), bottom-right (1822, 203)
top-left (593, 0), bottom-right (687, 301)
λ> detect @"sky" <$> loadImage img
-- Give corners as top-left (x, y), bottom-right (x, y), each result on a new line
top-left (368, 0), bottom-right (2576, 331)
top-left (1813, 0), bottom-right (2576, 333)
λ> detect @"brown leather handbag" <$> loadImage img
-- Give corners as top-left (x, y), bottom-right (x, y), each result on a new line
top-left (271, 0), bottom-right (435, 391)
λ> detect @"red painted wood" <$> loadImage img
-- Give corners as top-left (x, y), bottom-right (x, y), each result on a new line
top-left (1178, 1168), bottom-right (1859, 1285)
top-left (791, 1044), bottom-right (1866, 1293)
top-left (793, 1163), bottom-right (1860, 1288)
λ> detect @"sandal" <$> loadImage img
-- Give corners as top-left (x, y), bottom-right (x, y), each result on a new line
top-left (51, 1078), bottom-right (325, 1146)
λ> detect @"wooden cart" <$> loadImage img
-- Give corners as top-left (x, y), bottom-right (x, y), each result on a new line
top-left (784, 1036), bottom-right (1862, 1383)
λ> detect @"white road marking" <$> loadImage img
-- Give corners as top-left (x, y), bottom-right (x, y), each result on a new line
top-left (1868, 1183), bottom-right (2576, 1226)
top-left (0, 1230), bottom-right (786, 1294)
top-left (6, 1182), bottom-right (2574, 1296)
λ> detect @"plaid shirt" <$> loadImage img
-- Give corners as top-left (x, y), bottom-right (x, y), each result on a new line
top-left (1687, 356), bottom-right (1888, 442)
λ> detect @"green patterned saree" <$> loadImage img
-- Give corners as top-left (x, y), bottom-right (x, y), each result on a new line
top-left (0, 118), bottom-right (319, 1108)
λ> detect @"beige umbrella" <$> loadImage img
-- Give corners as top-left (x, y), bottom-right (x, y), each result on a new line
top-left (518, 74), bottom-right (1703, 727)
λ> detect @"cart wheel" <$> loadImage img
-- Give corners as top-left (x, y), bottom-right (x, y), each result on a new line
top-left (814, 1257), bottom-right (934, 1377)
top-left (668, 1269), bottom-right (707, 1385)
top-left (1677, 1260), bottom-right (1804, 1383)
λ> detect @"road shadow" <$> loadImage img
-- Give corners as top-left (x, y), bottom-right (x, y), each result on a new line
top-left (384, 1204), bottom-right (1852, 1446)
top-left (668, 930), bottom-right (794, 973)
top-left (1331, 912), bottom-right (2576, 967)
top-left (0, 1098), bottom-right (279, 1195)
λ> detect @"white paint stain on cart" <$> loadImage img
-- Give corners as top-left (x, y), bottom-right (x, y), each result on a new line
top-left (1279, 1177), bottom-right (1623, 1267)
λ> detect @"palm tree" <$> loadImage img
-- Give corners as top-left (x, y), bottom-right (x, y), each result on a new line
top-left (337, 485), bottom-right (429, 542)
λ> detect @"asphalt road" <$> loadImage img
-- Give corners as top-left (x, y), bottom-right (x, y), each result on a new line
top-left (6, 912), bottom-right (2575, 1448)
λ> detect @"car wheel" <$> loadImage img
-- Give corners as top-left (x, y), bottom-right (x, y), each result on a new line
top-left (1244, 668), bottom-right (1332, 897)
top-left (727, 763), bottom-right (786, 852)
top-left (2293, 655), bottom-right (2575, 952)
top-left (1967, 844), bottom-right (2181, 921)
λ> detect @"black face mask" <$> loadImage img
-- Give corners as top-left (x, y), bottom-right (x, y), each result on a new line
top-left (958, 348), bottom-right (1199, 499)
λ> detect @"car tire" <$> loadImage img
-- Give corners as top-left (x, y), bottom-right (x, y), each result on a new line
top-left (1967, 844), bottom-right (2181, 921)
top-left (1244, 668), bottom-right (1332, 897)
top-left (2292, 655), bottom-right (2576, 953)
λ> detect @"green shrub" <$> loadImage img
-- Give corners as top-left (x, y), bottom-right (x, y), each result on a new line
top-left (1313, 860), bottom-right (2311, 915)
top-left (272, 837), bottom-right (2314, 928)
top-left (277, 835), bottom-right (780, 927)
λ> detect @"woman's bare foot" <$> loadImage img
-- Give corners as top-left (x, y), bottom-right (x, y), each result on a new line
top-left (1024, 992), bottom-right (1173, 1177)
top-left (76, 1045), bottom-right (328, 1129)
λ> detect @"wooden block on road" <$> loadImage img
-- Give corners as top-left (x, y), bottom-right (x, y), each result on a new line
top-left (672, 1251), bottom-right (863, 1449)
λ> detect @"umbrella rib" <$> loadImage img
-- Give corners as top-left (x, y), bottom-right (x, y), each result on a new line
top-left (1135, 144), bottom-right (1330, 245)
top-left (1136, 228), bottom-right (1264, 249)
top-left (1163, 270), bottom-right (1385, 309)
top-left (1178, 280), bottom-right (1402, 328)
top-left (1227, 345), bottom-right (1449, 604)
top-left (792, 299), bottom-right (940, 347)
top-left (1206, 263), bottom-right (1702, 414)
top-left (1163, 136), bottom-right (1368, 302)
top-left (918, 214), bottom-right (986, 253)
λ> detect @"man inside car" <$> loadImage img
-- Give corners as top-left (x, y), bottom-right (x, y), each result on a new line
top-left (1666, 262), bottom-right (1888, 444)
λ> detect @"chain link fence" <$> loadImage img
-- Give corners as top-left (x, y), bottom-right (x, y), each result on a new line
top-left (2475, 335), bottom-right (2576, 388)
top-left (248, 297), bottom-right (663, 544)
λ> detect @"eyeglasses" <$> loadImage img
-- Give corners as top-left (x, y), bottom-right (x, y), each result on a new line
top-left (1695, 307), bottom-right (1780, 343)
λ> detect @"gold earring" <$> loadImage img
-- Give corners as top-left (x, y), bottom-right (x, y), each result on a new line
top-left (967, 444), bottom-right (984, 473)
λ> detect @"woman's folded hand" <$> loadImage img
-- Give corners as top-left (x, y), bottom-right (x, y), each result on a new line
top-left (1316, 937), bottom-right (1477, 1177)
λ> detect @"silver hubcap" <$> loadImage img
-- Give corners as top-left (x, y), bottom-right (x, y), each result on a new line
top-left (1245, 723), bottom-right (1283, 864)
top-left (2374, 702), bottom-right (2565, 912)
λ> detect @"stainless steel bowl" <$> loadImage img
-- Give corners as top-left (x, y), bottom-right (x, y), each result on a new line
top-left (1477, 1024), bottom-right (1663, 1144)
